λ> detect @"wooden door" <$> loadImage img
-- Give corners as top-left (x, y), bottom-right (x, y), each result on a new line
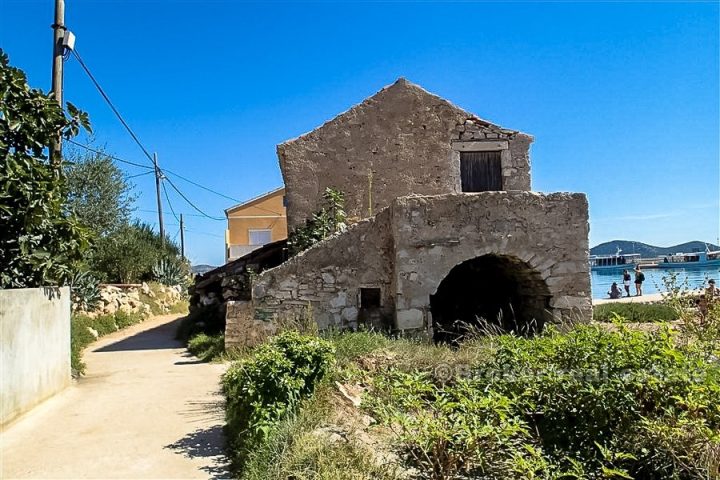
top-left (460, 151), bottom-right (502, 192)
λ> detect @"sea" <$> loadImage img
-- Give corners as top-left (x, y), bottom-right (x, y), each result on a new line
top-left (591, 265), bottom-right (720, 299)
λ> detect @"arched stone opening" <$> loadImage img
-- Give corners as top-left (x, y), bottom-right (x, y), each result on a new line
top-left (430, 254), bottom-right (552, 343)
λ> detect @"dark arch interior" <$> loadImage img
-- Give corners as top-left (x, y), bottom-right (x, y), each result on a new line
top-left (430, 255), bottom-right (552, 343)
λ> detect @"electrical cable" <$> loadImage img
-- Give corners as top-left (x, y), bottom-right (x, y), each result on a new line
top-left (71, 49), bottom-right (155, 162)
top-left (69, 50), bottom-right (282, 223)
top-left (127, 171), bottom-right (154, 179)
top-left (161, 180), bottom-right (180, 222)
top-left (164, 176), bottom-right (225, 221)
top-left (66, 140), bottom-right (154, 170)
top-left (164, 169), bottom-right (283, 216)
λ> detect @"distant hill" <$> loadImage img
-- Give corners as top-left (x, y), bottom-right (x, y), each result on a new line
top-left (191, 264), bottom-right (217, 275)
top-left (591, 240), bottom-right (720, 259)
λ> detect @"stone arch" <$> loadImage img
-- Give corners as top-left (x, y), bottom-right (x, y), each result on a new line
top-left (430, 254), bottom-right (552, 343)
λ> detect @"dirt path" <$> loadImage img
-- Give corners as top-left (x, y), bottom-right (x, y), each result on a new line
top-left (0, 314), bottom-right (230, 479)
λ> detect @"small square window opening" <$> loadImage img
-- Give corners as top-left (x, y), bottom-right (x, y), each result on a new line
top-left (360, 287), bottom-right (381, 308)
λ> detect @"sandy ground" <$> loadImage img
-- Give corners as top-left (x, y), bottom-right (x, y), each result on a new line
top-left (0, 314), bottom-right (230, 480)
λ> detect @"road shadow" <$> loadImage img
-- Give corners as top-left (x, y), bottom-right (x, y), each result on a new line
top-left (94, 317), bottom-right (186, 352)
top-left (165, 424), bottom-right (231, 479)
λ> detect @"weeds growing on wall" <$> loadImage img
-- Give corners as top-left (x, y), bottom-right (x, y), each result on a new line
top-left (287, 187), bottom-right (346, 255)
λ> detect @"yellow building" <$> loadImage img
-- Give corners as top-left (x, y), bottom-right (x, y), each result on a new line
top-left (225, 187), bottom-right (287, 262)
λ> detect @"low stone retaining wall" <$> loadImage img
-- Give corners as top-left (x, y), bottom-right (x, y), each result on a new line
top-left (225, 300), bottom-right (278, 349)
top-left (0, 287), bottom-right (71, 426)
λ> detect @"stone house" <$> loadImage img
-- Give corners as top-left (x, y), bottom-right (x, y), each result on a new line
top-left (225, 79), bottom-right (591, 344)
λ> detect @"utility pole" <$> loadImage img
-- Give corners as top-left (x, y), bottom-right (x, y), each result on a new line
top-left (180, 214), bottom-right (185, 260)
top-left (50, 0), bottom-right (65, 166)
top-left (153, 153), bottom-right (165, 243)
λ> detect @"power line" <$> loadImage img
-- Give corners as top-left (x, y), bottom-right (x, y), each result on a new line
top-left (66, 140), bottom-right (153, 170)
top-left (69, 49), bottom-right (278, 225)
top-left (127, 171), bottom-right (154, 179)
top-left (164, 169), bottom-right (283, 216)
top-left (164, 169), bottom-right (241, 203)
top-left (164, 176), bottom-right (225, 221)
top-left (71, 49), bottom-right (155, 162)
top-left (161, 180), bottom-right (180, 223)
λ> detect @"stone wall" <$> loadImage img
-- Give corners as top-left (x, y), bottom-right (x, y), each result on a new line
top-left (252, 208), bottom-right (394, 330)
top-left (278, 78), bottom-right (532, 229)
top-left (391, 192), bottom-right (591, 330)
top-left (225, 300), bottom-right (277, 349)
top-left (248, 192), bottom-right (591, 336)
top-left (1, 287), bottom-right (71, 426)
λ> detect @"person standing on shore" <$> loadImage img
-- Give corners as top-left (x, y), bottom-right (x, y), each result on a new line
top-left (622, 269), bottom-right (631, 297)
top-left (634, 266), bottom-right (645, 296)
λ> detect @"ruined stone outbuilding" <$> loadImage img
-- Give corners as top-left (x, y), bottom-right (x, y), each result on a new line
top-left (226, 79), bottom-right (591, 345)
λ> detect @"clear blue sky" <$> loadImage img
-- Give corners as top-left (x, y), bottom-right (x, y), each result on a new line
top-left (2, 1), bottom-right (718, 266)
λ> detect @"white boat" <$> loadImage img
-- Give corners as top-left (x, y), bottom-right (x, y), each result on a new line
top-left (656, 248), bottom-right (720, 269)
top-left (590, 250), bottom-right (641, 271)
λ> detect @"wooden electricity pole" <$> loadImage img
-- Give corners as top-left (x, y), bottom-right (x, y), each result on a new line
top-left (153, 153), bottom-right (165, 243)
top-left (180, 214), bottom-right (185, 259)
top-left (50, 0), bottom-right (65, 166)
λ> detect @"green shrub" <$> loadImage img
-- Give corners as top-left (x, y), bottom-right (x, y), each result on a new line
top-left (366, 325), bottom-right (720, 479)
top-left (223, 331), bottom-right (335, 469)
top-left (593, 302), bottom-right (677, 323)
top-left (69, 270), bottom-right (101, 312)
top-left (187, 333), bottom-right (225, 362)
top-left (70, 315), bottom-right (96, 374)
top-left (152, 257), bottom-right (189, 286)
top-left (114, 310), bottom-right (143, 329)
top-left (323, 330), bottom-right (391, 366)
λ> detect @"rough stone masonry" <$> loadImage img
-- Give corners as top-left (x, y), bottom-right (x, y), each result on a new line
top-left (225, 79), bottom-right (591, 347)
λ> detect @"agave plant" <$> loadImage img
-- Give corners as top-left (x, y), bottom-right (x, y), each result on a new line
top-left (152, 258), bottom-right (186, 286)
top-left (70, 270), bottom-right (101, 312)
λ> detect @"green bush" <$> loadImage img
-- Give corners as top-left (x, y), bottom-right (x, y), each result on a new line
top-left (89, 221), bottom-right (182, 284)
top-left (69, 270), bottom-right (101, 312)
top-left (187, 333), bottom-right (225, 362)
top-left (593, 302), bottom-right (677, 323)
top-left (223, 331), bottom-right (335, 469)
top-left (0, 49), bottom-right (92, 289)
top-left (366, 325), bottom-right (720, 479)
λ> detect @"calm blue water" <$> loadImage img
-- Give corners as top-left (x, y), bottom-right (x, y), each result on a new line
top-left (591, 265), bottom-right (720, 299)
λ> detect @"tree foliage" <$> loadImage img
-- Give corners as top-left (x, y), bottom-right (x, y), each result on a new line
top-left (89, 221), bottom-right (184, 284)
top-left (65, 146), bottom-right (137, 237)
top-left (0, 49), bottom-right (92, 288)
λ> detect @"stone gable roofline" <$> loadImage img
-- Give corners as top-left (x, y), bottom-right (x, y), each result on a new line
top-left (277, 77), bottom-right (532, 152)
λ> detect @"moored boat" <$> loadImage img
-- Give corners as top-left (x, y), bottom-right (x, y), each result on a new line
top-left (656, 250), bottom-right (720, 268)
top-left (590, 252), bottom-right (641, 271)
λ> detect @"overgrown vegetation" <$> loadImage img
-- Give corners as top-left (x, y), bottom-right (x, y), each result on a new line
top-left (222, 292), bottom-right (720, 480)
top-left (90, 221), bottom-right (187, 284)
top-left (287, 187), bottom-right (346, 255)
top-left (187, 333), bottom-right (225, 362)
top-left (593, 302), bottom-right (677, 323)
top-left (222, 331), bottom-right (335, 469)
